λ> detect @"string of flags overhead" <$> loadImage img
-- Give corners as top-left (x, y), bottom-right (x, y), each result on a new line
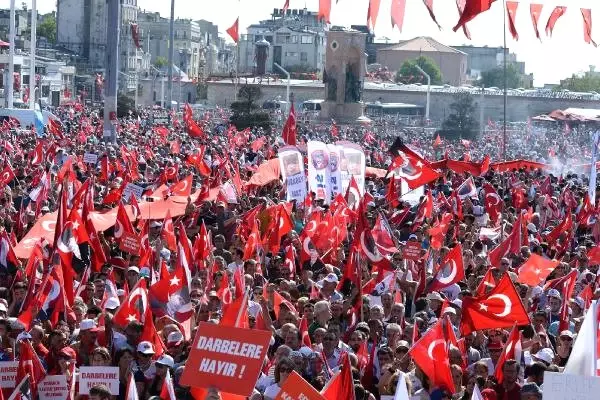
top-left (225, 1), bottom-right (599, 46)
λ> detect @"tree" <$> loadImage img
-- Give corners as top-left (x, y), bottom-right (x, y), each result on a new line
top-left (478, 64), bottom-right (522, 89)
top-left (230, 85), bottom-right (271, 131)
top-left (440, 92), bottom-right (478, 140)
top-left (154, 57), bottom-right (168, 69)
top-left (395, 56), bottom-right (442, 85)
top-left (558, 72), bottom-right (600, 92)
top-left (37, 14), bottom-right (56, 44)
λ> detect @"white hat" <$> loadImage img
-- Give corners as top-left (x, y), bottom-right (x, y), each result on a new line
top-left (532, 348), bottom-right (554, 365)
top-left (127, 266), bottom-right (140, 274)
top-left (527, 223), bottom-right (537, 233)
top-left (156, 354), bottom-right (175, 368)
top-left (80, 319), bottom-right (99, 332)
top-left (150, 221), bottom-right (163, 228)
top-left (426, 292), bottom-right (443, 302)
top-left (160, 248), bottom-right (171, 260)
top-left (167, 331), bottom-right (184, 346)
top-left (104, 297), bottom-right (120, 310)
top-left (16, 332), bottom-right (32, 342)
top-left (0, 303), bottom-right (7, 313)
top-left (137, 341), bottom-right (155, 355)
top-left (547, 288), bottom-right (561, 300)
top-left (324, 273), bottom-right (338, 284)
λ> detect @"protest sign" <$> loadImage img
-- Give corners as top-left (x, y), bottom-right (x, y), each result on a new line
top-left (122, 183), bottom-right (144, 202)
top-left (38, 375), bottom-right (68, 400)
top-left (83, 153), bottom-right (98, 164)
top-left (79, 367), bottom-right (120, 395)
top-left (274, 371), bottom-right (326, 400)
top-left (543, 372), bottom-right (600, 400)
top-left (119, 231), bottom-right (141, 255)
top-left (0, 361), bottom-right (18, 388)
top-left (402, 241), bottom-right (422, 260)
top-left (180, 322), bottom-right (271, 397)
top-left (279, 146), bottom-right (307, 204)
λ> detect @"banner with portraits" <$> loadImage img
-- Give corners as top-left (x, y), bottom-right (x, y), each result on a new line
top-left (337, 141), bottom-right (366, 196)
top-left (326, 143), bottom-right (342, 196)
top-left (307, 140), bottom-right (332, 203)
top-left (278, 146), bottom-right (307, 203)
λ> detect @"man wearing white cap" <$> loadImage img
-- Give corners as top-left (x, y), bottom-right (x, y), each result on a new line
top-left (71, 319), bottom-right (100, 367)
top-left (133, 340), bottom-right (157, 391)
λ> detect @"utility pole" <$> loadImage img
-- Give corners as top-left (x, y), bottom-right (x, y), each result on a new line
top-left (167, 0), bottom-right (175, 110)
top-left (6, 0), bottom-right (15, 108)
top-left (29, 0), bottom-right (37, 110)
top-left (103, 0), bottom-right (120, 143)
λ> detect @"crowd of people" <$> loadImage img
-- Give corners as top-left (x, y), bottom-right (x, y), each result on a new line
top-left (0, 101), bottom-right (597, 400)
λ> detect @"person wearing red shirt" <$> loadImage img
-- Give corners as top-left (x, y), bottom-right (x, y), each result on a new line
top-left (494, 359), bottom-right (521, 400)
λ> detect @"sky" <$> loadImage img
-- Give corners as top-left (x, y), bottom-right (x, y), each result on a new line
top-left (6, 0), bottom-right (600, 85)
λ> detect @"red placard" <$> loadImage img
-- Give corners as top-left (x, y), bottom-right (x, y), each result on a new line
top-left (402, 241), bottom-right (422, 260)
top-left (274, 371), bottom-right (326, 400)
top-left (180, 322), bottom-right (271, 397)
top-left (119, 231), bottom-right (141, 255)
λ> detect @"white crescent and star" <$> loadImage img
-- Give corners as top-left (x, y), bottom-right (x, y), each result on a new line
top-left (360, 231), bottom-right (383, 262)
top-left (436, 259), bottom-right (457, 285)
top-left (487, 294), bottom-right (512, 317)
top-left (427, 339), bottom-right (445, 359)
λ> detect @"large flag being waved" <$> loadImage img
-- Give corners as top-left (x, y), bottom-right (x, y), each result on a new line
top-left (453, 0), bottom-right (496, 32)
top-left (460, 274), bottom-right (531, 335)
top-left (563, 300), bottom-right (599, 376)
top-left (428, 244), bottom-right (464, 292)
top-left (281, 103), bottom-right (297, 146)
top-left (516, 254), bottom-right (559, 287)
top-left (226, 18), bottom-right (239, 43)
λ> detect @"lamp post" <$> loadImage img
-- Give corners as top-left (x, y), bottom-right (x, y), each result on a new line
top-left (414, 64), bottom-right (430, 124)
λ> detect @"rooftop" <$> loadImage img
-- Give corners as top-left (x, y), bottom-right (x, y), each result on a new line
top-left (379, 36), bottom-right (467, 55)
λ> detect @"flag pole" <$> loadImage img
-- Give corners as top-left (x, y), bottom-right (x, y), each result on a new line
top-left (502, 0), bottom-right (508, 161)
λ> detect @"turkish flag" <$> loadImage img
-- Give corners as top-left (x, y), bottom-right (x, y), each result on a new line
top-left (281, 103), bottom-right (297, 145)
top-left (15, 340), bottom-right (46, 398)
top-left (169, 175), bottom-right (193, 197)
top-left (454, 0), bottom-right (496, 32)
top-left (483, 183), bottom-right (502, 224)
top-left (299, 316), bottom-right (312, 348)
top-left (391, 0), bottom-right (407, 30)
top-left (517, 254), bottom-right (559, 286)
top-left (460, 274), bottom-right (531, 335)
top-left (530, 4), bottom-right (543, 40)
top-left (545, 211), bottom-right (572, 244)
top-left (0, 164), bottom-right (15, 188)
top-left (423, 0), bottom-right (441, 29)
top-left (321, 352), bottom-right (355, 400)
top-left (220, 291), bottom-right (249, 328)
top-left (367, 0), bottom-right (381, 30)
top-left (318, 0), bottom-right (332, 23)
top-left (226, 18), bottom-right (239, 43)
top-left (428, 213), bottom-right (453, 250)
top-left (114, 201), bottom-right (135, 240)
top-left (545, 6), bottom-right (567, 36)
top-left (112, 279), bottom-right (149, 328)
top-left (494, 323), bottom-right (522, 383)
top-left (581, 8), bottom-right (597, 46)
top-left (428, 243), bottom-right (464, 292)
top-left (475, 267), bottom-right (497, 296)
top-left (393, 151), bottom-right (440, 189)
top-left (408, 318), bottom-right (455, 393)
top-left (506, 1), bottom-right (519, 40)
top-left (161, 210), bottom-right (177, 251)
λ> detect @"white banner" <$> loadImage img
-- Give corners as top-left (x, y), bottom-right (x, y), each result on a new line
top-left (38, 375), bottom-right (69, 400)
top-left (307, 141), bottom-right (331, 203)
top-left (78, 367), bottom-right (120, 395)
top-left (327, 144), bottom-right (342, 196)
top-left (279, 146), bottom-right (307, 203)
top-left (542, 372), bottom-right (600, 400)
top-left (0, 361), bottom-right (18, 388)
top-left (337, 141), bottom-right (366, 196)
top-left (122, 183), bottom-right (144, 202)
top-left (83, 153), bottom-right (98, 164)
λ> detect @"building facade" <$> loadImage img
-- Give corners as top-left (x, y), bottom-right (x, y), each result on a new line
top-left (377, 36), bottom-right (468, 86)
top-left (238, 8), bottom-right (326, 75)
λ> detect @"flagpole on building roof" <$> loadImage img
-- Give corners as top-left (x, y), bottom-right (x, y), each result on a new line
top-left (502, 0), bottom-right (508, 161)
top-left (6, 0), bottom-right (15, 109)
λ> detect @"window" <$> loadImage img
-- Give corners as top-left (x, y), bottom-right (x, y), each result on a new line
top-left (300, 52), bottom-right (308, 62)
top-left (285, 52), bottom-right (298, 57)
top-left (300, 35), bottom-right (313, 44)
top-left (291, 35), bottom-right (298, 43)
top-left (276, 35), bottom-right (286, 44)
top-left (265, 36), bottom-right (273, 44)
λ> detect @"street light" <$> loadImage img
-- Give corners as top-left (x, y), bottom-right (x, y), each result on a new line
top-left (414, 64), bottom-right (430, 124)
top-left (149, 65), bottom-right (165, 108)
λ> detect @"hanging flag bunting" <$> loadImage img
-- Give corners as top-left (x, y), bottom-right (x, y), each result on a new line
top-left (530, 4), bottom-right (543, 40)
top-left (456, 0), bottom-right (471, 39)
top-left (545, 6), bottom-right (567, 37)
top-left (581, 8), bottom-right (597, 47)
top-left (130, 23), bottom-right (142, 49)
top-left (454, 0), bottom-right (495, 32)
top-left (319, 0), bottom-right (332, 23)
top-left (226, 18), bottom-right (239, 43)
top-left (506, 1), bottom-right (519, 41)
top-left (282, 0), bottom-right (290, 12)
top-left (367, 0), bottom-right (382, 30)
top-left (391, 0), bottom-right (407, 31)
top-left (422, 0), bottom-right (441, 29)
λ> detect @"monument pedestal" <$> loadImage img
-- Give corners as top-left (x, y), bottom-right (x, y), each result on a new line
top-left (320, 101), bottom-right (365, 124)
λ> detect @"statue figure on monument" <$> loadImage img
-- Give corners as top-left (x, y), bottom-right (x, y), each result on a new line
top-left (345, 66), bottom-right (361, 103)
top-left (324, 69), bottom-right (338, 101)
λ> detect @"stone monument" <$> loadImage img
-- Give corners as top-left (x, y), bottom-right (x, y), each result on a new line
top-left (320, 27), bottom-right (367, 123)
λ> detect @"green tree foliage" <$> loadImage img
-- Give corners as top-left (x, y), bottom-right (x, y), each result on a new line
top-left (478, 64), bottom-right (522, 89)
top-left (440, 92), bottom-right (478, 140)
top-left (230, 85), bottom-right (271, 131)
top-left (154, 56), bottom-right (168, 69)
top-left (559, 73), bottom-right (600, 92)
top-left (395, 56), bottom-right (442, 85)
top-left (37, 14), bottom-right (56, 44)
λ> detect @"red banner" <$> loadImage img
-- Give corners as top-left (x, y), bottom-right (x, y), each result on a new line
top-left (274, 371), bottom-right (326, 400)
top-left (119, 231), bottom-right (141, 255)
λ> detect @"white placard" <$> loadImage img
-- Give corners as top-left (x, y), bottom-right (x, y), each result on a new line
top-left (78, 366), bottom-right (120, 395)
top-left (83, 153), bottom-right (98, 164)
top-left (543, 372), bottom-right (600, 400)
top-left (38, 375), bottom-right (68, 400)
top-left (279, 146), bottom-right (307, 204)
top-left (337, 141), bottom-right (366, 196)
top-left (0, 361), bottom-right (18, 388)
top-left (327, 143), bottom-right (342, 196)
top-left (122, 183), bottom-right (144, 202)
top-left (307, 140), bottom-right (331, 203)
